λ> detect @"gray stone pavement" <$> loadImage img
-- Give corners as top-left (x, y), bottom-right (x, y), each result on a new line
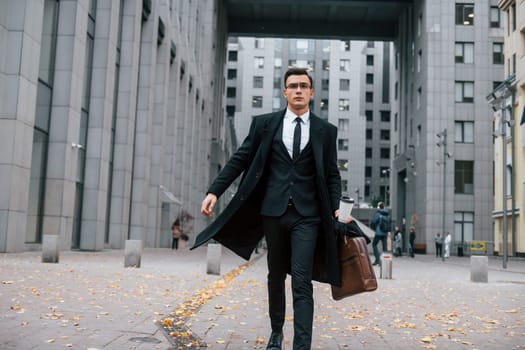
top-left (1, 247), bottom-right (524, 350)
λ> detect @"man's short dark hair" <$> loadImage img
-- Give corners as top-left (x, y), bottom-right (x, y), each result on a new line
top-left (378, 202), bottom-right (384, 209)
top-left (284, 67), bottom-right (313, 88)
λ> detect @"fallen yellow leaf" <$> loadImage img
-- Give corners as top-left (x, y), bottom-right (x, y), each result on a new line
top-left (421, 336), bottom-right (433, 343)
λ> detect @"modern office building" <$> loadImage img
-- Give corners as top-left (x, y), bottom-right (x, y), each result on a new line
top-left (0, 0), bottom-right (227, 252)
top-left (390, 0), bottom-right (505, 255)
top-left (225, 37), bottom-right (392, 205)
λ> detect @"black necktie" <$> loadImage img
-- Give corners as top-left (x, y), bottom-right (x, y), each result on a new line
top-left (293, 117), bottom-right (301, 159)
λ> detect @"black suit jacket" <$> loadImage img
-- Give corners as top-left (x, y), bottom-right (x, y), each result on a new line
top-left (192, 109), bottom-right (342, 285)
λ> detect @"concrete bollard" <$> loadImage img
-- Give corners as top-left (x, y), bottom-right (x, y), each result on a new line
top-left (42, 235), bottom-right (60, 263)
top-left (470, 255), bottom-right (488, 283)
top-left (124, 240), bottom-right (143, 268)
top-left (380, 252), bottom-right (393, 279)
top-left (206, 243), bottom-right (222, 275)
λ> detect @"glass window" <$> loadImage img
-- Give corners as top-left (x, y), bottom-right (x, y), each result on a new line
top-left (322, 40), bottom-right (330, 53)
top-left (82, 31), bottom-right (95, 111)
top-left (227, 69), bottom-right (237, 79)
top-left (227, 87), bottom-right (236, 97)
top-left (366, 129), bottom-right (372, 140)
top-left (365, 110), bottom-right (373, 121)
top-left (380, 111), bottom-right (390, 122)
top-left (322, 79), bottom-right (329, 91)
top-left (254, 38), bottom-right (264, 49)
top-left (365, 166), bottom-right (372, 177)
top-left (273, 77), bottom-right (280, 89)
top-left (35, 82), bottom-right (52, 132)
top-left (338, 139), bottom-right (349, 151)
top-left (322, 59), bottom-right (330, 70)
top-left (394, 82), bottom-right (398, 100)
top-left (455, 160), bottom-right (474, 194)
top-left (320, 99), bottom-right (328, 110)
top-left (380, 148), bottom-right (390, 159)
top-left (296, 39), bottom-right (309, 53)
top-left (394, 113), bottom-right (398, 131)
top-left (380, 129), bottom-right (390, 141)
top-left (338, 119), bottom-right (349, 131)
top-left (366, 55), bottom-right (374, 66)
top-left (274, 58), bottom-right (282, 68)
top-left (455, 42), bottom-right (474, 64)
top-left (493, 43), bottom-right (504, 64)
top-left (365, 147), bottom-right (372, 158)
top-left (340, 79), bottom-right (350, 91)
top-left (26, 130), bottom-right (48, 243)
top-left (340, 59), bottom-right (350, 72)
top-left (490, 6), bottom-right (501, 28)
top-left (252, 96), bottom-right (263, 108)
top-left (340, 40), bottom-right (350, 51)
top-left (366, 74), bottom-right (374, 84)
top-left (455, 3), bottom-right (474, 26)
top-left (338, 99), bottom-right (349, 111)
top-left (455, 81), bottom-right (474, 103)
top-left (77, 110), bottom-right (88, 182)
top-left (338, 159), bottom-right (348, 171)
top-left (365, 92), bottom-right (373, 102)
top-left (253, 76), bottom-right (263, 88)
top-left (454, 211), bottom-right (474, 242)
top-left (39, 0), bottom-right (59, 85)
top-left (341, 180), bottom-right (348, 193)
top-left (228, 51), bottom-right (237, 61)
top-left (455, 121), bottom-right (474, 143)
top-left (254, 57), bottom-right (264, 69)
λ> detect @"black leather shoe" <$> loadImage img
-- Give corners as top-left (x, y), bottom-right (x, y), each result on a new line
top-left (266, 331), bottom-right (283, 350)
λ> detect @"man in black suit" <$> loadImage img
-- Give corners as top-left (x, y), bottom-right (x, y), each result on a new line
top-left (194, 67), bottom-right (342, 350)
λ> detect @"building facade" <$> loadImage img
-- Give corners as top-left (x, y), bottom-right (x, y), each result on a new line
top-left (0, 0), bottom-right (227, 252)
top-left (225, 37), bottom-right (391, 205)
top-left (492, 0), bottom-right (524, 258)
top-left (391, 0), bottom-right (505, 255)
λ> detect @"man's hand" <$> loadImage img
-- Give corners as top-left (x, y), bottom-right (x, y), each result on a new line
top-left (343, 215), bottom-right (353, 224)
top-left (335, 209), bottom-right (353, 223)
top-left (201, 193), bottom-right (217, 217)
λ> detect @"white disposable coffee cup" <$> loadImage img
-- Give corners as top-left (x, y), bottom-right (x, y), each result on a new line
top-left (338, 196), bottom-right (354, 223)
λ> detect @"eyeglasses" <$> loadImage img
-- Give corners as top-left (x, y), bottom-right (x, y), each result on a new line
top-left (286, 83), bottom-right (312, 90)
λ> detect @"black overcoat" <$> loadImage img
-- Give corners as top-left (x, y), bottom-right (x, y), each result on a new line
top-left (192, 109), bottom-right (342, 286)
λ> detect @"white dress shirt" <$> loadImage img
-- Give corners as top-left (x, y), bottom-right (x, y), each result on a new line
top-left (282, 108), bottom-right (310, 159)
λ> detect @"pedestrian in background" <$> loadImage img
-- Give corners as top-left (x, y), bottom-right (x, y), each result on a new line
top-left (434, 231), bottom-right (443, 258)
top-left (171, 219), bottom-right (181, 250)
top-left (371, 202), bottom-right (390, 265)
top-left (393, 225), bottom-right (403, 257)
top-left (408, 226), bottom-right (416, 258)
top-left (444, 231), bottom-right (451, 258)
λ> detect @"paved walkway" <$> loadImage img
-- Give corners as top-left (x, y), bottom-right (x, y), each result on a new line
top-left (1, 247), bottom-right (524, 349)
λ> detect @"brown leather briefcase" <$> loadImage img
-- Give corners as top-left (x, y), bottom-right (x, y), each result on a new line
top-left (331, 235), bottom-right (378, 300)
